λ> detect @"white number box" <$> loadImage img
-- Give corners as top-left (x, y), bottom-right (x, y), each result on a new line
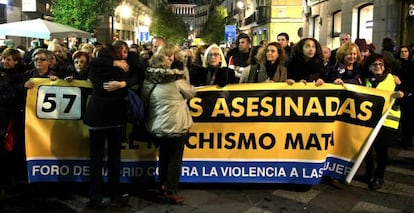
top-left (36, 86), bottom-right (82, 120)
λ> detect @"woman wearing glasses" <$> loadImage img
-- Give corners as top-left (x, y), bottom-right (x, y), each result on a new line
top-left (23, 49), bottom-right (58, 89)
top-left (362, 53), bottom-right (403, 190)
top-left (189, 44), bottom-right (238, 87)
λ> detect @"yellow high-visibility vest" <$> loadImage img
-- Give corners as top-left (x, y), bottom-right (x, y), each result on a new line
top-left (365, 73), bottom-right (400, 129)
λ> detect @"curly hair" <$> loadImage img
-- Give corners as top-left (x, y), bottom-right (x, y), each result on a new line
top-left (292, 38), bottom-right (323, 62)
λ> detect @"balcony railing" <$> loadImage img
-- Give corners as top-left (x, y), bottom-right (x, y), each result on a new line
top-left (256, 6), bottom-right (270, 25)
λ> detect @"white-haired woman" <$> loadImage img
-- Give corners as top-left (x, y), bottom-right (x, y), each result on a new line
top-left (189, 44), bottom-right (238, 87)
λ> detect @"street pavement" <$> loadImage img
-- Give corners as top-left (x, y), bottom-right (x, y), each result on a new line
top-left (1, 143), bottom-right (413, 213)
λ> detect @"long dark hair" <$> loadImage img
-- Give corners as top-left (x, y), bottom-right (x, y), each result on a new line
top-left (397, 45), bottom-right (413, 61)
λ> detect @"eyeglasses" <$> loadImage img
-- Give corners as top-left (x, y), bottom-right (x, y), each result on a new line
top-left (208, 53), bottom-right (220, 57)
top-left (33, 58), bottom-right (47, 62)
top-left (370, 63), bottom-right (384, 67)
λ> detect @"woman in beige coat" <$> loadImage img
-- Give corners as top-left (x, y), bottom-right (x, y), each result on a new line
top-left (141, 43), bottom-right (196, 204)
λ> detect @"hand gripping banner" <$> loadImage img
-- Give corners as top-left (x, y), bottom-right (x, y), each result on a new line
top-left (25, 79), bottom-right (394, 184)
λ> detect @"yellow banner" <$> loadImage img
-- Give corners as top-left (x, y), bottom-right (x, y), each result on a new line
top-left (25, 79), bottom-right (394, 184)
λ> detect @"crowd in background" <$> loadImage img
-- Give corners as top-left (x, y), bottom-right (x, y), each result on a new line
top-left (0, 32), bottom-right (414, 208)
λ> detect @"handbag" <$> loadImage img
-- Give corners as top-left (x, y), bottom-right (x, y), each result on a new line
top-left (4, 117), bottom-right (16, 152)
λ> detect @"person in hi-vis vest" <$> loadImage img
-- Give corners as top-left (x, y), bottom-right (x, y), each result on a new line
top-left (362, 53), bottom-right (403, 191)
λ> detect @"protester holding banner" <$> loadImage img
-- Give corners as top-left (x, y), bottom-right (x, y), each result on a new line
top-left (141, 43), bottom-right (196, 204)
top-left (287, 38), bottom-right (325, 86)
top-left (65, 50), bottom-right (90, 80)
top-left (190, 44), bottom-right (238, 87)
top-left (362, 53), bottom-right (403, 190)
top-left (23, 49), bottom-right (58, 89)
top-left (83, 43), bottom-right (129, 209)
top-left (329, 42), bottom-right (364, 85)
top-left (239, 42), bottom-right (287, 83)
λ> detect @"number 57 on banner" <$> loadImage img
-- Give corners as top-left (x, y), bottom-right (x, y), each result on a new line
top-left (36, 85), bottom-right (84, 120)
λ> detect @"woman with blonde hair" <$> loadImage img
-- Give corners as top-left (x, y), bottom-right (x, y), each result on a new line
top-left (329, 42), bottom-right (364, 85)
top-left (141, 42), bottom-right (196, 204)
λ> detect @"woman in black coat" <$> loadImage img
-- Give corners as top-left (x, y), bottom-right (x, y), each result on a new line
top-left (83, 43), bottom-right (129, 209)
top-left (287, 38), bottom-right (325, 86)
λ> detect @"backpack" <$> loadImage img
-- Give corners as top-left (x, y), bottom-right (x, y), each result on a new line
top-left (126, 88), bottom-right (146, 126)
top-left (126, 84), bottom-right (157, 141)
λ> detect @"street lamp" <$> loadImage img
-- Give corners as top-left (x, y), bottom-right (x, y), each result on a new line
top-left (119, 3), bottom-right (132, 19)
top-left (237, 1), bottom-right (245, 31)
top-left (114, 2), bottom-right (132, 41)
top-left (237, 1), bottom-right (244, 10)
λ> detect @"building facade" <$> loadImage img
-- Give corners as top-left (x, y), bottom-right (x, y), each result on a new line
top-left (169, 2), bottom-right (210, 40)
top-left (304, 0), bottom-right (414, 50)
top-left (220, 0), bottom-right (413, 49)
top-left (0, 0), bottom-right (153, 45)
top-left (253, 0), bottom-right (303, 45)
top-left (221, 0), bottom-right (304, 46)
top-left (95, 0), bottom-right (152, 44)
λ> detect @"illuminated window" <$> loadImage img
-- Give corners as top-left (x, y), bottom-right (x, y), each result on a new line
top-left (312, 15), bottom-right (320, 41)
top-left (357, 4), bottom-right (373, 43)
top-left (332, 10), bottom-right (342, 48)
top-left (332, 10), bottom-right (342, 37)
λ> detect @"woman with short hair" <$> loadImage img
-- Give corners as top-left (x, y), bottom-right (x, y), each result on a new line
top-left (189, 44), bottom-right (238, 87)
top-left (329, 42), bottom-right (364, 85)
top-left (141, 43), bottom-right (196, 204)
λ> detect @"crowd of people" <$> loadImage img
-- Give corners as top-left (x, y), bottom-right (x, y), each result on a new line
top-left (0, 32), bottom-right (413, 208)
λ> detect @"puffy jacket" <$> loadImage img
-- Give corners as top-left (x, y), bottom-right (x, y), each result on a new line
top-left (141, 67), bottom-right (196, 137)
